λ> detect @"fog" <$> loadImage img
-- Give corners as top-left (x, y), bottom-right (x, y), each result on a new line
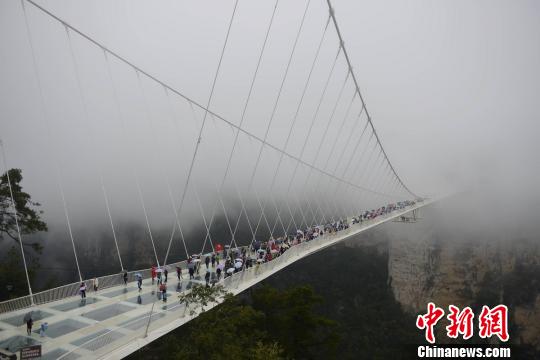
top-left (0, 0), bottom-right (539, 280)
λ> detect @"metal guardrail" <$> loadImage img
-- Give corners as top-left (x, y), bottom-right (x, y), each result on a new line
top-left (0, 203), bottom-right (422, 315)
top-left (0, 260), bottom-right (187, 314)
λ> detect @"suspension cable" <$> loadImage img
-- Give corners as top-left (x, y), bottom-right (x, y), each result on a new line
top-left (201, 0), bottom-right (279, 251)
top-left (102, 50), bottom-right (160, 268)
top-left (272, 44), bottom-right (342, 233)
top-left (23, 0), bottom-right (400, 215)
top-left (20, 1), bottom-right (83, 283)
top-left (307, 92), bottom-right (360, 224)
top-left (162, 88), bottom-right (194, 260)
top-left (162, 0), bottom-right (239, 266)
top-left (254, 14), bottom-right (331, 239)
top-left (135, 72), bottom-right (192, 267)
top-left (0, 140), bottom-right (34, 302)
top-left (325, 0), bottom-right (416, 198)
top-left (231, 0), bottom-right (313, 242)
top-left (64, 27), bottom-right (125, 272)
top-left (284, 54), bottom-right (349, 230)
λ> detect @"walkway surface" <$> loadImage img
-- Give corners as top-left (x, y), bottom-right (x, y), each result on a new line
top-left (0, 201), bottom-right (430, 359)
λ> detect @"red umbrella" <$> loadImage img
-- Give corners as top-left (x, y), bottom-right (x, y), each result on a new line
top-left (215, 243), bottom-right (223, 252)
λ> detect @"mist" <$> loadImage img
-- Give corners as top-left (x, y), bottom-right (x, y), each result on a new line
top-left (1, 0), bottom-right (539, 286)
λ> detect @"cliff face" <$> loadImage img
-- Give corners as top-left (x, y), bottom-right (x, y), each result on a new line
top-left (384, 202), bottom-right (540, 349)
top-left (388, 234), bottom-right (505, 313)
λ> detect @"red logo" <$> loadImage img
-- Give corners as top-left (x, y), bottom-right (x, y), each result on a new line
top-left (478, 305), bottom-right (509, 342)
top-left (416, 302), bottom-right (445, 344)
top-left (416, 303), bottom-right (509, 343)
top-left (446, 305), bottom-right (474, 340)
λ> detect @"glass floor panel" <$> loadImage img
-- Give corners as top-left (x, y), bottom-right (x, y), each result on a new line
top-left (80, 330), bottom-right (123, 351)
top-left (119, 312), bottom-right (166, 331)
top-left (101, 287), bottom-right (136, 298)
top-left (126, 292), bottom-right (171, 305)
top-left (2, 310), bottom-right (53, 327)
top-left (0, 335), bottom-right (40, 353)
top-left (70, 329), bottom-right (110, 346)
top-left (41, 348), bottom-right (80, 360)
top-left (51, 297), bottom-right (100, 312)
top-left (81, 303), bottom-right (135, 321)
top-left (36, 319), bottom-right (89, 338)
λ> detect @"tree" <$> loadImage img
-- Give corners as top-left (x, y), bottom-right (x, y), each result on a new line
top-left (0, 247), bottom-right (40, 300)
top-left (0, 168), bottom-right (47, 300)
top-left (128, 286), bottom-right (339, 360)
top-left (0, 168), bottom-right (47, 252)
top-left (178, 284), bottom-right (229, 316)
top-left (131, 296), bottom-right (282, 360)
top-left (251, 285), bottom-right (340, 359)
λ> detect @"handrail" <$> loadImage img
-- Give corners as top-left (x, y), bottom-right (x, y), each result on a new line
top-left (0, 202), bottom-right (422, 315)
top-left (0, 259), bottom-right (187, 314)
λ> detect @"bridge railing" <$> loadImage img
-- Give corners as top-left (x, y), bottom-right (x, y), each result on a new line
top-left (1, 204), bottom-right (421, 315)
top-left (52, 234), bottom-right (340, 359)
top-left (50, 206), bottom-right (423, 359)
top-left (0, 260), bottom-right (188, 314)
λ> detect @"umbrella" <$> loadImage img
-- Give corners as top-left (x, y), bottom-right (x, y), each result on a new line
top-left (135, 273), bottom-right (142, 279)
top-left (23, 311), bottom-right (34, 323)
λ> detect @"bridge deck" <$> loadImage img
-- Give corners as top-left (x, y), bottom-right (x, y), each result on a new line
top-left (0, 201), bottom-right (430, 359)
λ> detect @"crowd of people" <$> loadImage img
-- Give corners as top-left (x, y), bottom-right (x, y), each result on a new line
top-left (74, 199), bottom-right (420, 303)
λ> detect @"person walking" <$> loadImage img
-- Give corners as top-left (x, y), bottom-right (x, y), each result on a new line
top-left (205, 269), bottom-right (211, 287)
top-left (136, 273), bottom-right (142, 291)
top-left (188, 260), bottom-right (195, 280)
top-left (216, 263), bottom-right (223, 281)
top-left (123, 271), bottom-right (128, 286)
top-left (164, 268), bottom-right (168, 283)
top-left (79, 282), bottom-right (87, 299)
top-left (211, 254), bottom-right (216, 267)
top-left (205, 256), bottom-right (210, 269)
top-left (39, 322), bottom-right (48, 337)
top-left (26, 317), bottom-right (33, 336)
top-left (92, 277), bottom-right (99, 292)
top-left (159, 282), bottom-right (167, 302)
top-left (151, 265), bottom-right (156, 285)
top-left (156, 268), bottom-right (162, 285)
top-left (176, 266), bottom-right (182, 280)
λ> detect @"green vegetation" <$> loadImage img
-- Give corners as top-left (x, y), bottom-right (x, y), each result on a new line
top-left (0, 168), bottom-right (47, 299)
top-left (0, 168), bottom-right (47, 248)
top-left (264, 243), bottom-right (422, 359)
top-left (250, 285), bottom-right (339, 359)
top-left (129, 286), bottom-right (338, 360)
top-left (178, 284), bottom-right (229, 316)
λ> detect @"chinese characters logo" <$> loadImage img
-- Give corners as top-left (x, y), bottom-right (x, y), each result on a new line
top-left (416, 302), bottom-right (509, 343)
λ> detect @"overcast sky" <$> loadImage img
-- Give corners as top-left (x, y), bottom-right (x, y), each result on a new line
top-left (1, 0), bottom-right (539, 243)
